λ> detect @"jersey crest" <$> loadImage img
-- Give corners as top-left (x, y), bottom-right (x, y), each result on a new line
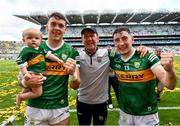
top-left (134, 61), bottom-right (140, 68)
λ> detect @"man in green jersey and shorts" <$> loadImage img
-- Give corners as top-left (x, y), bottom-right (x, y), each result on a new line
top-left (19, 12), bottom-right (80, 125)
top-left (109, 26), bottom-right (177, 125)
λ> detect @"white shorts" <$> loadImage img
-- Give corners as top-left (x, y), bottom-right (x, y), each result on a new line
top-left (118, 109), bottom-right (159, 126)
top-left (25, 106), bottom-right (69, 125)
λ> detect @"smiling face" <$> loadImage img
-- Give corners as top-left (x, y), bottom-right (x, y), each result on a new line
top-left (22, 28), bottom-right (42, 48)
top-left (113, 30), bottom-right (134, 57)
top-left (46, 16), bottom-right (66, 42)
top-left (82, 30), bottom-right (99, 54)
top-left (155, 49), bottom-right (161, 57)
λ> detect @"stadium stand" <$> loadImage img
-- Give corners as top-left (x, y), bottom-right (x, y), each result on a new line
top-left (1, 9), bottom-right (180, 59)
top-left (0, 41), bottom-right (23, 59)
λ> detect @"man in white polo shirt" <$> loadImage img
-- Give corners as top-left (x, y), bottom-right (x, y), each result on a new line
top-left (77, 27), bottom-right (110, 125)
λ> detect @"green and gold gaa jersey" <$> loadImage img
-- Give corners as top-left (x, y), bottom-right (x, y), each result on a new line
top-left (109, 49), bottom-right (160, 115)
top-left (16, 46), bottom-right (46, 73)
top-left (27, 40), bottom-right (79, 109)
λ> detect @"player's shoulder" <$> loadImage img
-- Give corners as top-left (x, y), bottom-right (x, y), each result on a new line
top-left (109, 52), bottom-right (120, 61)
top-left (145, 51), bottom-right (159, 63)
top-left (98, 48), bottom-right (108, 54)
top-left (63, 41), bottom-right (76, 50)
top-left (39, 39), bottom-right (47, 48)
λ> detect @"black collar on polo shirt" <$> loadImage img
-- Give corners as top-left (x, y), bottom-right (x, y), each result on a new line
top-left (84, 47), bottom-right (98, 57)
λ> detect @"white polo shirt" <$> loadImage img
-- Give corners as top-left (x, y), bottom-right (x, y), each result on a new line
top-left (77, 48), bottom-right (110, 104)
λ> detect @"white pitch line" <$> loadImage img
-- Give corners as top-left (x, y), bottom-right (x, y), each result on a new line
top-left (158, 106), bottom-right (180, 110)
top-left (0, 107), bottom-right (180, 112)
top-left (69, 106), bottom-right (180, 112)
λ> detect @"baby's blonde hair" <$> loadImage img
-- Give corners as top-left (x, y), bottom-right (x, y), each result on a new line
top-left (22, 28), bottom-right (42, 38)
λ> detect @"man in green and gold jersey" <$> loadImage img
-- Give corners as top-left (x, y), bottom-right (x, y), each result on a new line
top-left (109, 26), bottom-right (177, 125)
top-left (20, 12), bottom-right (80, 125)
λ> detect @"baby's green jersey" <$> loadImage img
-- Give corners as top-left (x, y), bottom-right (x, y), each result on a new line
top-left (16, 46), bottom-right (46, 73)
top-left (27, 40), bottom-right (79, 109)
top-left (109, 49), bottom-right (160, 115)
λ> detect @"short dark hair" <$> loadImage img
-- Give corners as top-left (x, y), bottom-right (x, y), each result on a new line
top-left (113, 26), bottom-right (131, 37)
top-left (81, 27), bottom-right (98, 35)
top-left (49, 12), bottom-right (67, 23)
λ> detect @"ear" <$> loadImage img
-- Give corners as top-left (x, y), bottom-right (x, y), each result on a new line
top-left (82, 37), bottom-right (85, 44)
top-left (45, 24), bottom-right (48, 32)
top-left (131, 36), bottom-right (134, 44)
top-left (96, 35), bottom-right (99, 43)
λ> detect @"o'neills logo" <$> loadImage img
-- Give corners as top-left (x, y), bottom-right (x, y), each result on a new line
top-left (114, 69), bottom-right (156, 82)
top-left (44, 62), bottom-right (68, 75)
